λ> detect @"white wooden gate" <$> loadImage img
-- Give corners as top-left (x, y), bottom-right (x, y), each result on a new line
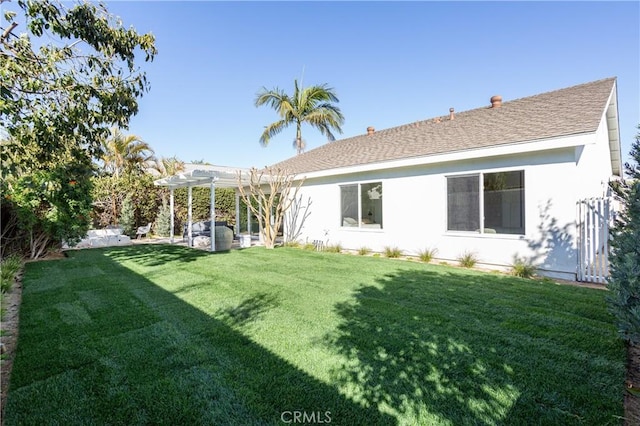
top-left (576, 198), bottom-right (613, 283)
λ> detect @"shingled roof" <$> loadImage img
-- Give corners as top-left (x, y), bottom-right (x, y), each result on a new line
top-left (271, 77), bottom-right (617, 175)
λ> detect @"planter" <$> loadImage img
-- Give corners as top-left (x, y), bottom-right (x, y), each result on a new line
top-left (240, 234), bottom-right (252, 248)
top-left (214, 226), bottom-right (233, 251)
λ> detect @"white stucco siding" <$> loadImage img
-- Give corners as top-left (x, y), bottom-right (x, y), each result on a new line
top-left (289, 144), bottom-right (609, 280)
top-left (573, 114), bottom-right (617, 199)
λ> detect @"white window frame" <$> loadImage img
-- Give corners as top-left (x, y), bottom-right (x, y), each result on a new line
top-left (339, 181), bottom-right (383, 230)
top-left (446, 170), bottom-right (525, 235)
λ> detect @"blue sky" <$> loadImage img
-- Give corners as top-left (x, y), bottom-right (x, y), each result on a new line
top-left (104, 1), bottom-right (639, 169)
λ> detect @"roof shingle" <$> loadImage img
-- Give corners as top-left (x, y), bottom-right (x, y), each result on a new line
top-left (271, 77), bottom-right (616, 174)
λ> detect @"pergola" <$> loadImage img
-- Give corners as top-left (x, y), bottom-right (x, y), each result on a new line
top-left (153, 164), bottom-right (253, 252)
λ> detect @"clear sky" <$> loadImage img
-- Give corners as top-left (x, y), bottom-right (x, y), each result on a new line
top-left (104, 1), bottom-right (639, 170)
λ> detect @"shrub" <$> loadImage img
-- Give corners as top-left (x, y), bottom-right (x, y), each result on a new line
top-left (302, 243), bottom-right (316, 251)
top-left (384, 246), bottom-right (403, 258)
top-left (325, 244), bottom-right (342, 253)
top-left (457, 251), bottom-right (478, 268)
top-left (511, 258), bottom-right (536, 278)
top-left (119, 196), bottom-right (136, 237)
top-left (284, 241), bottom-right (301, 248)
top-left (358, 246), bottom-right (371, 256)
top-left (607, 126), bottom-right (640, 344)
top-left (418, 247), bottom-right (438, 263)
top-left (154, 201), bottom-right (172, 237)
top-left (1, 255), bottom-right (23, 293)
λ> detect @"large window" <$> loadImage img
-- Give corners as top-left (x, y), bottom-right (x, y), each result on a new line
top-left (341, 182), bottom-right (383, 229)
top-left (447, 171), bottom-right (524, 235)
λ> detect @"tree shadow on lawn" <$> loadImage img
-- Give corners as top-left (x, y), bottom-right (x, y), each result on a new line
top-left (326, 268), bottom-right (624, 425)
top-left (4, 249), bottom-right (394, 425)
top-left (105, 243), bottom-right (214, 267)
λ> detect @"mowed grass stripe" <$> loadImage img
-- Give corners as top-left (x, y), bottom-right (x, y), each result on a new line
top-left (5, 244), bottom-right (624, 425)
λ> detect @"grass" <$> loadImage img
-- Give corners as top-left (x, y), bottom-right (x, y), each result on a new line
top-left (383, 246), bottom-right (402, 258)
top-left (1, 254), bottom-right (23, 294)
top-left (417, 247), bottom-right (438, 263)
top-left (511, 258), bottom-right (537, 278)
top-left (457, 250), bottom-right (478, 268)
top-left (5, 245), bottom-right (623, 425)
top-left (324, 243), bottom-right (342, 253)
top-left (357, 246), bottom-right (371, 256)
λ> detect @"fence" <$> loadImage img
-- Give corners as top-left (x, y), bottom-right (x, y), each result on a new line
top-left (576, 197), bottom-right (613, 283)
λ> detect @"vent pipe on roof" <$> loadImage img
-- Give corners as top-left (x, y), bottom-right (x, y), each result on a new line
top-left (449, 108), bottom-right (455, 120)
top-left (367, 126), bottom-right (375, 135)
top-left (490, 95), bottom-right (503, 108)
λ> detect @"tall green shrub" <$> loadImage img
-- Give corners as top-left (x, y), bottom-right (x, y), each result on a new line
top-left (154, 201), bottom-right (172, 237)
top-left (119, 196), bottom-right (135, 237)
top-left (173, 187), bottom-right (237, 230)
top-left (608, 126), bottom-right (640, 343)
top-left (91, 173), bottom-right (164, 229)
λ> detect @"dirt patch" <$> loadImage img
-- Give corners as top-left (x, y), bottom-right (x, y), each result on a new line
top-left (0, 271), bottom-right (23, 424)
top-left (625, 343), bottom-right (640, 425)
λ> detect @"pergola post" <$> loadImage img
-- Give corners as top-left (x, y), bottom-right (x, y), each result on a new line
top-left (210, 178), bottom-right (216, 252)
top-left (169, 188), bottom-right (175, 244)
top-left (235, 192), bottom-right (240, 237)
top-left (187, 186), bottom-right (193, 247)
top-left (247, 202), bottom-right (251, 236)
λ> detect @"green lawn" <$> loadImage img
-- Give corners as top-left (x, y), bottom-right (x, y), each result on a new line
top-left (5, 245), bottom-right (624, 425)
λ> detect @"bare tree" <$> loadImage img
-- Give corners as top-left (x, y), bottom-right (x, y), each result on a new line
top-left (284, 195), bottom-right (312, 243)
top-left (237, 167), bottom-right (304, 249)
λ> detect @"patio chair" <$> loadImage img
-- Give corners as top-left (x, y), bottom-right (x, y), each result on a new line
top-left (136, 223), bottom-right (152, 239)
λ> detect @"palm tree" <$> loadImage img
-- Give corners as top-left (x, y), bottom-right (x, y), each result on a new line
top-left (255, 79), bottom-right (345, 155)
top-left (148, 156), bottom-right (186, 177)
top-left (101, 128), bottom-right (155, 177)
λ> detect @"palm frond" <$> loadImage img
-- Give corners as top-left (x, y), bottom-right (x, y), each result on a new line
top-left (260, 119), bottom-right (290, 146)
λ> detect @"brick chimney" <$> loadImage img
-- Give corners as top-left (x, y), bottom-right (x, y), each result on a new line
top-left (449, 108), bottom-right (455, 120)
top-left (490, 95), bottom-right (502, 108)
top-left (367, 126), bottom-right (375, 135)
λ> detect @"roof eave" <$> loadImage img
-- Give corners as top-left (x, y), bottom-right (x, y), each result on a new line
top-left (294, 132), bottom-right (597, 180)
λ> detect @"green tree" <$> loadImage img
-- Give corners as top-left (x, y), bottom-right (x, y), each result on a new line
top-left (118, 195), bottom-right (135, 237)
top-left (91, 173), bottom-right (164, 229)
top-left (0, 0), bottom-right (156, 258)
top-left (255, 79), bottom-right (344, 154)
top-left (154, 200), bottom-right (171, 237)
top-left (607, 125), bottom-right (640, 424)
top-left (101, 128), bottom-right (155, 177)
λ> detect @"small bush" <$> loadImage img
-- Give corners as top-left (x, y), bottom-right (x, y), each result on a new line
top-left (284, 241), bottom-right (301, 248)
top-left (358, 247), bottom-right (371, 256)
top-left (302, 243), bottom-right (316, 251)
top-left (372, 253), bottom-right (381, 258)
top-left (1, 255), bottom-right (23, 293)
top-left (384, 246), bottom-right (403, 258)
top-left (511, 259), bottom-right (536, 278)
top-left (418, 247), bottom-right (438, 263)
top-left (457, 251), bottom-right (478, 268)
top-left (325, 244), bottom-right (342, 253)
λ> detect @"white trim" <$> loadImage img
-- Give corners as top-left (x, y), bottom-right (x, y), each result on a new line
top-left (292, 133), bottom-right (594, 182)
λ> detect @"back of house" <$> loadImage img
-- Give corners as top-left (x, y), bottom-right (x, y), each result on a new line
top-left (274, 78), bottom-right (622, 281)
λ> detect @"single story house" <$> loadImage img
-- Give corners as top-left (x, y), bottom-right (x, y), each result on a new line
top-left (272, 77), bottom-right (623, 281)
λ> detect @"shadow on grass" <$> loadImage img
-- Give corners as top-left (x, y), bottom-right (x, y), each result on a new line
top-left (217, 293), bottom-right (279, 328)
top-left (327, 269), bottom-right (623, 425)
top-left (106, 243), bottom-right (214, 267)
top-left (5, 247), bottom-right (394, 425)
